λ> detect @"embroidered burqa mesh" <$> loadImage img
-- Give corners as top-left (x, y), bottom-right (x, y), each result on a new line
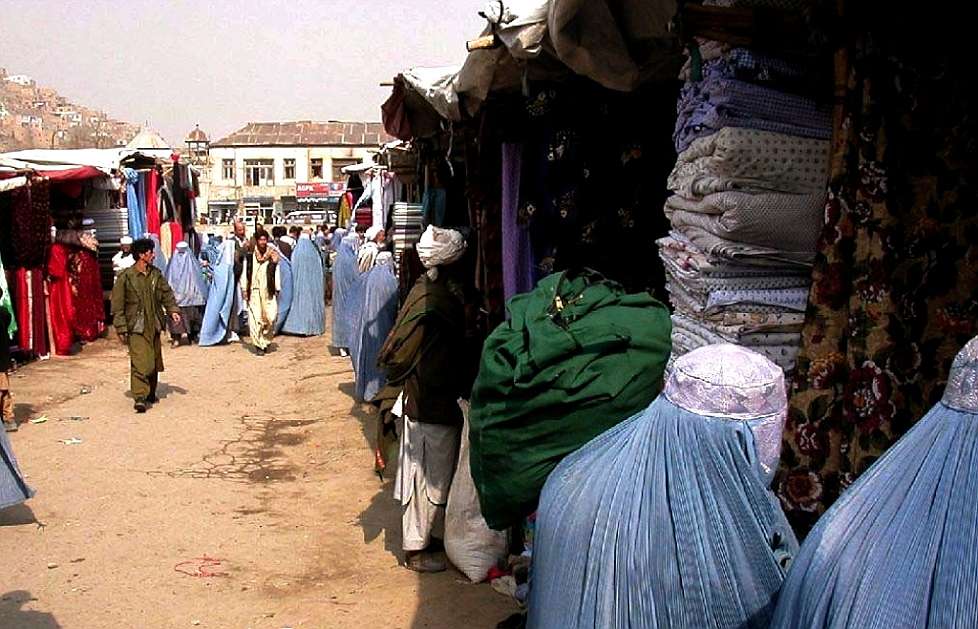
top-left (528, 344), bottom-right (797, 629)
top-left (281, 238), bottom-right (325, 336)
top-left (772, 337), bottom-right (978, 629)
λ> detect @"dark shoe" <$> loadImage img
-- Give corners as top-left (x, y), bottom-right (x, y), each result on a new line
top-left (146, 394), bottom-right (159, 404)
top-left (405, 551), bottom-right (447, 573)
top-left (134, 401), bottom-right (147, 413)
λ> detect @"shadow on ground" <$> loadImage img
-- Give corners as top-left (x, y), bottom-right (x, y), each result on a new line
top-left (0, 591), bottom-right (61, 628)
top-left (0, 503), bottom-right (38, 527)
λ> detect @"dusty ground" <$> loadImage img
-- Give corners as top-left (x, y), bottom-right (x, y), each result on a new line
top-left (0, 329), bottom-right (516, 628)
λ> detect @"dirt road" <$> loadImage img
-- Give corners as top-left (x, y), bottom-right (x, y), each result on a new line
top-left (0, 333), bottom-right (516, 628)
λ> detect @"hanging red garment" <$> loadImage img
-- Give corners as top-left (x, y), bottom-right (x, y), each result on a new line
top-left (166, 221), bottom-right (184, 254)
top-left (14, 268), bottom-right (49, 357)
top-left (47, 243), bottom-right (76, 355)
top-left (70, 248), bottom-right (104, 342)
top-left (144, 170), bottom-right (162, 236)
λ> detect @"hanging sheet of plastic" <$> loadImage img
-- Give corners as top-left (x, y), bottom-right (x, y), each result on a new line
top-left (469, 269), bottom-right (673, 529)
top-left (771, 336), bottom-right (978, 629)
top-left (350, 257), bottom-right (399, 402)
top-left (274, 252), bottom-right (294, 334)
top-left (199, 241), bottom-right (241, 346)
top-left (281, 238), bottom-right (325, 336)
top-left (528, 345), bottom-right (798, 629)
top-left (0, 428), bottom-right (34, 510)
top-left (331, 234), bottom-right (361, 348)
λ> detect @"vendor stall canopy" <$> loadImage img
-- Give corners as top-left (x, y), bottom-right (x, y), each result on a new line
top-left (384, 0), bottom-right (683, 138)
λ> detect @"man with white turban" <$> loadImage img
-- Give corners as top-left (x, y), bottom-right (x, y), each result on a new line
top-left (357, 225), bottom-right (387, 272)
top-left (112, 236), bottom-right (136, 279)
top-left (377, 225), bottom-right (469, 573)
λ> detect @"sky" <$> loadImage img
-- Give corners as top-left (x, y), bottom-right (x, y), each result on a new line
top-left (0, 0), bottom-right (488, 146)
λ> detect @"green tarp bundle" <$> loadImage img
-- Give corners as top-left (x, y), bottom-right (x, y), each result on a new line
top-left (469, 269), bottom-right (672, 530)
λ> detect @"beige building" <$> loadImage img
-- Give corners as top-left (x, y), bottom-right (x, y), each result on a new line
top-left (203, 121), bottom-right (389, 224)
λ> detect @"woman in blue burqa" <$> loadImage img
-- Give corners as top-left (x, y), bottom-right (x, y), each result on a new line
top-left (331, 231), bottom-right (363, 353)
top-left (272, 240), bottom-right (294, 334)
top-left (146, 233), bottom-right (167, 273)
top-left (1, 429), bottom-right (33, 510)
top-left (528, 343), bottom-right (798, 629)
top-left (199, 240), bottom-right (243, 346)
top-left (280, 235), bottom-right (325, 336)
top-left (165, 241), bottom-right (209, 346)
top-left (771, 335), bottom-right (978, 629)
top-left (350, 251), bottom-right (399, 402)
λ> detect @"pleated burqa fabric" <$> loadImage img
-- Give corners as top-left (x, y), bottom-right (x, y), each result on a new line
top-left (199, 241), bottom-right (241, 346)
top-left (771, 336), bottom-right (978, 629)
top-left (351, 255), bottom-right (399, 402)
top-left (528, 344), bottom-right (797, 629)
top-left (1, 429), bottom-right (34, 509)
top-left (148, 234), bottom-right (167, 273)
top-left (274, 251), bottom-right (293, 333)
top-left (281, 238), bottom-right (325, 336)
top-left (165, 247), bottom-right (208, 307)
top-left (331, 233), bottom-right (361, 348)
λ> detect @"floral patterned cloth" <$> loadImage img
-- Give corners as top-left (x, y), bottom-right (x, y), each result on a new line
top-left (776, 34), bottom-right (978, 534)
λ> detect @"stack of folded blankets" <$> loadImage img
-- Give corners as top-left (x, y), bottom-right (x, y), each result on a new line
top-left (662, 46), bottom-right (831, 373)
top-left (390, 202), bottom-right (424, 268)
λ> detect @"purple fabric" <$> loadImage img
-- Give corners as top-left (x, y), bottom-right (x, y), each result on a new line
top-left (501, 143), bottom-right (535, 303)
top-left (674, 77), bottom-right (831, 153)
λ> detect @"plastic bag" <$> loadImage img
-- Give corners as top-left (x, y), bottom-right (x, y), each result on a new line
top-left (445, 400), bottom-right (509, 582)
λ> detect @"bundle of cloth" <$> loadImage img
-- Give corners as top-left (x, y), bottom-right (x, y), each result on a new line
top-left (469, 269), bottom-right (672, 529)
top-left (661, 45), bottom-right (831, 374)
top-left (527, 344), bottom-right (797, 628)
top-left (771, 336), bottom-right (978, 628)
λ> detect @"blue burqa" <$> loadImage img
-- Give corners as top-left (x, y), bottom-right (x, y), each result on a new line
top-left (165, 247), bottom-right (208, 306)
top-left (528, 344), bottom-right (797, 629)
top-left (147, 233), bottom-right (167, 273)
top-left (199, 241), bottom-right (242, 346)
top-left (1, 429), bottom-right (34, 510)
top-left (330, 233), bottom-right (361, 348)
top-left (350, 255), bottom-right (398, 401)
top-left (771, 336), bottom-right (978, 629)
top-left (281, 238), bottom-right (325, 336)
top-left (124, 168), bottom-right (146, 239)
top-left (274, 249), bottom-right (294, 333)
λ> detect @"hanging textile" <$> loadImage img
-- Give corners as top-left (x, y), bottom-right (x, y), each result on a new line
top-left (70, 247), bottom-right (104, 343)
top-left (148, 234), bottom-right (167, 273)
top-left (280, 238), bottom-right (325, 336)
top-left (144, 169), bottom-right (161, 236)
top-left (14, 269), bottom-right (48, 356)
top-left (777, 25), bottom-right (978, 534)
top-left (7, 178), bottom-right (51, 269)
top-left (772, 337), bottom-right (978, 629)
top-left (0, 252), bottom-right (16, 338)
top-left (124, 168), bottom-right (146, 239)
top-left (528, 345), bottom-right (796, 629)
top-left (501, 143), bottom-right (534, 302)
top-left (47, 243), bottom-right (76, 355)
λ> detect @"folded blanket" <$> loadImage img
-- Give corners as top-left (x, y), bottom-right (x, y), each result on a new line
top-left (670, 127), bottom-right (830, 196)
top-left (672, 222), bottom-right (816, 267)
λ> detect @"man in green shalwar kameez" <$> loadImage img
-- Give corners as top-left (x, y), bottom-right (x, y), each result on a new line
top-left (111, 238), bottom-right (182, 413)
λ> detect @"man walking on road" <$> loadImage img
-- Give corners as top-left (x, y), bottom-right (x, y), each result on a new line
top-left (111, 238), bottom-right (182, 413)
top-left (243, 230), bottom-right (279, 355)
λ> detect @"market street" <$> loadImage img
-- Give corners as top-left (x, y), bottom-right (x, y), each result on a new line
top-left (0, 333), bottom-right (513, 628)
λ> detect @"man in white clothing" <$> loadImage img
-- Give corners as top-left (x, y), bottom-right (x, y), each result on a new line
top-left (112, 236), bottom-right (136, 279)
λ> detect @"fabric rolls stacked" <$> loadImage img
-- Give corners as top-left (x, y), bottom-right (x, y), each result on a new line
top-left (662, 46), bottom-right (831, 373)
top-left (390, 202), bottom-right (424, 268)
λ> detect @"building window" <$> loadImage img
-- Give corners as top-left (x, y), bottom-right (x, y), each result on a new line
top-left (284, 158), bottom-right (296, 180)
top-left (245, 159), bottom-right (274, 186)
top-left (310, 158), bottom-right (324, 179)
top-left (222, 159), bottom-right (235, 181)
top-left (332, 158), bottom-right (357, 181)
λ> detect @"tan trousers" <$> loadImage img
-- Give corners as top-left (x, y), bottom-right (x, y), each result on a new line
top-left (0, 372), bottom-right (12, 422)
top-left (248, 291), bottom-right (277, 351)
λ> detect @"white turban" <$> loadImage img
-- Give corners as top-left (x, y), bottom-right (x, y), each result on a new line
top-left (416, 225), bottom-right (466, 279)
top-left (365, 225), bottom-right (384, 243)
top-left (120, 236), bottom-right (134, 245)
